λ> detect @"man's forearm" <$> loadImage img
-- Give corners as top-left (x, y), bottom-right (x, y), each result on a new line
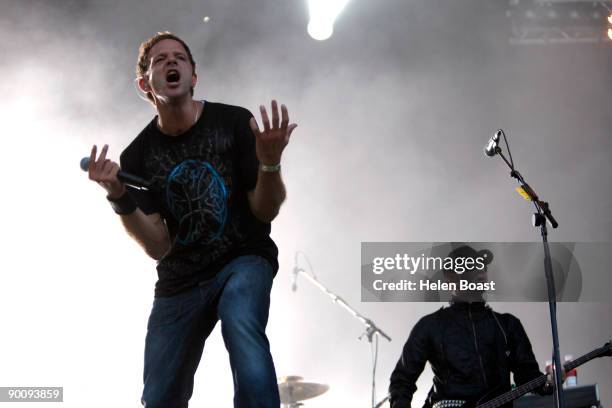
top-left (119, 209), bottom-right (171, 260)
top-left (248, 170), bottom-right (286, 223)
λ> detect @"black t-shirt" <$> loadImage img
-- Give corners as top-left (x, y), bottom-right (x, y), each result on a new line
top-left (120, 101), bottom-right (278, 297)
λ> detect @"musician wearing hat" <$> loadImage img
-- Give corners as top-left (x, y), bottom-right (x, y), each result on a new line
top-left (388, 245), bottom-right (555, 408)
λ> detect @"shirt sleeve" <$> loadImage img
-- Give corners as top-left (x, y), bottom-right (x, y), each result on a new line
top-left (233, 107), bottom-right (259, 192)
top-left (119, 141), bottom-right (160, 215)
top-left (389, 317), bottom-right (431, 408)
top-left (506, 314), bottom-right (551, 395)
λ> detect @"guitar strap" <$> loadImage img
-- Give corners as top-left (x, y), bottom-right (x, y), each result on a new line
top-left (490, 309), bottom-right (510, 358)
top-left (472, 308), bottom-right (513, 406)
top-left (490, 308), bottom-right (513, 394)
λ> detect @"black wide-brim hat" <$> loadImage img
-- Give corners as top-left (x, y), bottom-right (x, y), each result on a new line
top-left (447, 245), bottom-right (493, 265)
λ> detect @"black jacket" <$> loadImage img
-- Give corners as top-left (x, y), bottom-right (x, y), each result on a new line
top-left (389, 301), bottom-right (547, 408)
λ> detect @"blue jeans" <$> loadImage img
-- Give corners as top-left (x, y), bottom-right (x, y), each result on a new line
top-left (141, 255), bottom-right (279, 408)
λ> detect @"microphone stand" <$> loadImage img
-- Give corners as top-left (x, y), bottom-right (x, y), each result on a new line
top-left (488, 133), bottom-right (565, 408)
top-left (294, 265), bottom-right (391, 408)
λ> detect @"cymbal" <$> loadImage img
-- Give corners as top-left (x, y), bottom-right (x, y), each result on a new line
top-left (278, 376), bottom-right (329, 404)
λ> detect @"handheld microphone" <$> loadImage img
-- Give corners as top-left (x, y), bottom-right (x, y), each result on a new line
top-left (80, 157), bottom-right (152, 190)
top-left (484, 129), bottom-right (503, 157)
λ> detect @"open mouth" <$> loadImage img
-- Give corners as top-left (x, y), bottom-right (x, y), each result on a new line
top-left (166, 70), bottom-right (180, 83)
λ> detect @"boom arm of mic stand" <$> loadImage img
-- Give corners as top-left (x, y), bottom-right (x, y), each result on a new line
top-left (362, 318), bottom-right (392, 342)
top-left (296, 270), bottom-right (391, 342)
top-left (517, 181), bottom-right (559, 228)
top-left (497, 152), bottom-right (559, 228)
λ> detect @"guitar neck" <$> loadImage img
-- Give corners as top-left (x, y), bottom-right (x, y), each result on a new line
top-left (564, 346), bottom-right (605, 372)
top-left (478, 344), bottom-right (609, 408)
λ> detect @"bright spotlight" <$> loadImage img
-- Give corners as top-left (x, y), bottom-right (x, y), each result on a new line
top-left (608, 28), bottom-right (612, 40)
top-left (307, 0), bottom-right (350, 41)
top-left (608, 14), bottom-right (612, 24)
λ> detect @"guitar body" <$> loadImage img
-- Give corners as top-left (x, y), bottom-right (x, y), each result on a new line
top-left (432, 341), bottom-right (610, 408)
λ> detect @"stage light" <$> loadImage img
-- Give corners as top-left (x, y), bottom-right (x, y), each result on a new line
top-left (508, 1), bottom-right (612, 45)
top-left (307, 19), bottom-right (333, 41)
top-left (307, 0), bottom-right (350, 41)
top-left (608, 28), bottom-right (612, 40)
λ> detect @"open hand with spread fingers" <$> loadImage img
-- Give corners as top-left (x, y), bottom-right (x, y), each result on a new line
top-left (88, 144), bottom-right (126, 199)
top-left (249, 100), bottom-right (298, 167)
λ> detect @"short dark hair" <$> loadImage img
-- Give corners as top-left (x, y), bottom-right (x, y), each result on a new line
top-left (136, 32), bottom-right (196, 102)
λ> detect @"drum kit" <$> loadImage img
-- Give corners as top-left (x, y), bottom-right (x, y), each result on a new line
top-left (277, 376), bottom-right (329, 407)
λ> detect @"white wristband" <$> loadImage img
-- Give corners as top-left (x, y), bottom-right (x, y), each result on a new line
top-left (260, 163), bottom-right (281, 173)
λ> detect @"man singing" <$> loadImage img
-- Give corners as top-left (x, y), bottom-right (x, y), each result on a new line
top-left (87, 32), bottom-right (297, 407)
